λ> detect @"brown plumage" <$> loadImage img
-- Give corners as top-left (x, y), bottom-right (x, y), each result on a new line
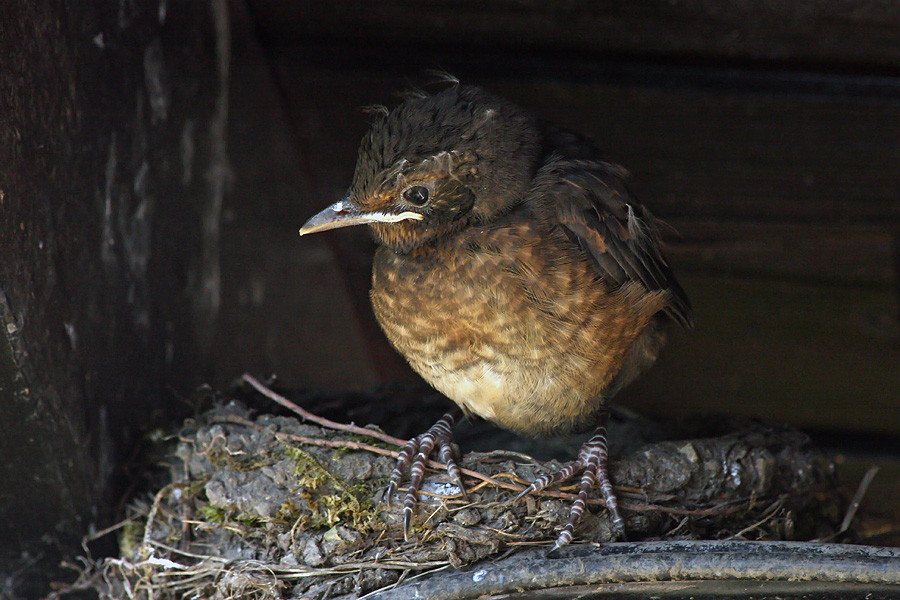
top-left (300, 83), bottom-right (693, 550)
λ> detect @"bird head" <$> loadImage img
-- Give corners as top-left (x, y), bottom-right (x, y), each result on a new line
top-left (300, 85), bottom-right (541, 253)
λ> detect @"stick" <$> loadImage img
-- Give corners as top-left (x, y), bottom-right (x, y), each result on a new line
top-left (241, 373), bottom-right (407, 446)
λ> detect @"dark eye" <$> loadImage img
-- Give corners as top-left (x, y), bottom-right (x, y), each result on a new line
top-left (402, 185), bottom-right (431, 206)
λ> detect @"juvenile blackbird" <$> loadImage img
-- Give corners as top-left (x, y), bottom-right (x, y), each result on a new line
top-left (300, 83), bottom-right (693, 550)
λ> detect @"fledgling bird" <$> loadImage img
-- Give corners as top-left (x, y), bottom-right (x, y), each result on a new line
top-left (300, 83), bottom-right (693, 550)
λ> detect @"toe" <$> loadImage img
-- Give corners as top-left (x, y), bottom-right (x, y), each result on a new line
top-left (402, 504), bottom-right (414, 541)
top-left (384, 409), bottom-right (463, 539)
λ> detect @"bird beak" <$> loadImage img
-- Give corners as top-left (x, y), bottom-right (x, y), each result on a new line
top-left (299, 198), bottom-right (424, 236)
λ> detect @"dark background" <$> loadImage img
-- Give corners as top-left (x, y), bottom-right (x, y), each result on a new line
top-left (1, 1), bottom-right (899, 596)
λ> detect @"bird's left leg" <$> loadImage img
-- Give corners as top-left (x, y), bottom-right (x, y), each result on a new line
top-left (515, 408), bottom-right (624, 550)
top-left (385, 407), bottom-right (467, 540)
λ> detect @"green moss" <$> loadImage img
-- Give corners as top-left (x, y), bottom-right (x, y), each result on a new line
top-left (285, 445), bottom-right (332, 490)
top-left (118, 520), bottom-right (145, 557)
top-left (320, 491), bottom-right (379, 532)
top-left (270, 500), bottom-right (302, 528)
top-left (195, 502), bottom-right (261, 529)
top-left (198, 504), bottom-right (228, 524)
top-left (237, 513), bottom-right (261, 528)
top-left (184, 439), bottom-right (383, 535)
top-left (282, 443), bottom-right (380, 533)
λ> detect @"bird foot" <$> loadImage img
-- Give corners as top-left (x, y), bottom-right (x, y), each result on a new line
top-left (516, 413), bottom-right (625, 550)
top-left (385, 409), bottom-right (466, 540)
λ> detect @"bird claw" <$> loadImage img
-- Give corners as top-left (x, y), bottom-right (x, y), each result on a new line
top-left (385, 409), bottom-right (464, 540)
top-left (513, 484), bottom-right (535, 504)
top-left (517, 412), bottom-right (625, 549)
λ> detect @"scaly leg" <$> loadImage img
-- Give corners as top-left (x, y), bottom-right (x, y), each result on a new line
top-left (385, 408), bottom-right (467, 540)
top-left (516, 409), bottom-right (624, 550)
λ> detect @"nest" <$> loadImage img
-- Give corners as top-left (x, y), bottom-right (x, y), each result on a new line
top-left (56, 380), bottom-right (844, 600)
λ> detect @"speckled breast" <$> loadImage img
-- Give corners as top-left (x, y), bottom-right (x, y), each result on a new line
top-left (369, 217), bottom-right (666, 438)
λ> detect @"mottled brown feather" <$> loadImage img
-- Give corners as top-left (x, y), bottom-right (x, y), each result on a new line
top-left (372, 206), bottom-right (670, 437)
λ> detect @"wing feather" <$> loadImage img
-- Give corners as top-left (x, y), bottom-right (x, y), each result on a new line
top-left (540, 158), bottom-right (693, 328)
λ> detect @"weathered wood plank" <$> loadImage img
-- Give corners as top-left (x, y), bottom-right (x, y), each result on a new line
top-left (248, 0), bottom-right (900, 70)
top-left (627, 273), bottom-right (900, 433)
top-left (667, 220), bottom-right (897, 288)
top-left (486, 81), bottom-right (900, 223)
top-left (0, 1), bottom-right (220, 594)
top-left (212, 0), bottom-right (383, 391)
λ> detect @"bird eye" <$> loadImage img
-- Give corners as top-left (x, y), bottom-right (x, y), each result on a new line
top-left (402, 185), bottom-right (431, 206)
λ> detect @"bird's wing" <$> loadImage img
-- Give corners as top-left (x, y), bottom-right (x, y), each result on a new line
top-left (540, 158), bottom-right (694, 328)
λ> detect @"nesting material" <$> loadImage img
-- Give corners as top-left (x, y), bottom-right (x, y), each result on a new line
top-left (68, 398), bottom-right (841, 599)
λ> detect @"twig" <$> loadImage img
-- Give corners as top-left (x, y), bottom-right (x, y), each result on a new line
top-left (142, 482), bottom-right (191, 558)
top-left (358, 565), bottom-right (452, 600)
top-left (145, 540), bottom-right (229, 562)
top-left (726, 497), bottom-right (785, 540)
top-left (816, 464), bottom-right (880, 542)
top-left (841, 465), bottom-right (879, 534)
top-left (83, 518), bottom-right (134, 543)
top-left (241, 373), bottom-right (407, 446)
top-left (276, 431), bottom-right (400, 459)
top-left (465, 449), bottom-right (544, 465)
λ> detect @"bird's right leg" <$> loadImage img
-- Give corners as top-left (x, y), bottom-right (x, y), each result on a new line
top-left (385, 407), bottom-right (467, 540)
top-left (515, 408), bottom-right (625, 550)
